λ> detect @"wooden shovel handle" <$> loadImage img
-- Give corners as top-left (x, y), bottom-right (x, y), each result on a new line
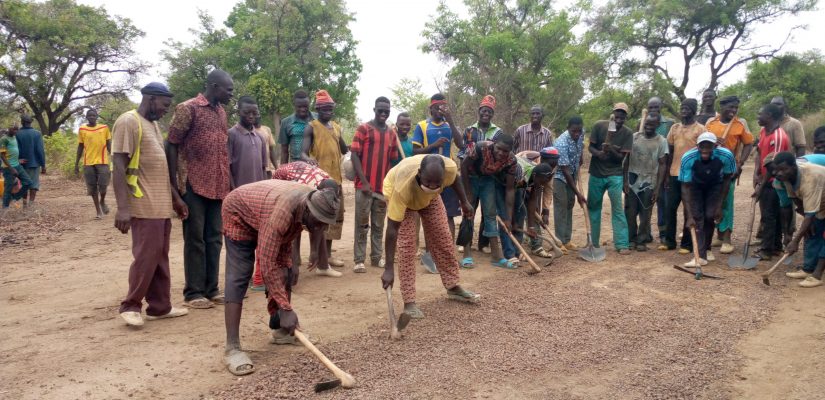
top-left (295, 330), bottom-right (356, 388)
top-left (761, 254), bottom-right (790, 279)
top-left (496, 216), bottom-right (541, 274)
top-left (689, 227), bottom-right (701, 264)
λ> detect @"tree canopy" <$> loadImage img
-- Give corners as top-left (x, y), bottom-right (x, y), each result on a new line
top-left (0, 0), bottom-right (147, 135)
top-left (163, 0), bottom-right (362, 126)
top-left (421, 0), bottom-right (603, 133)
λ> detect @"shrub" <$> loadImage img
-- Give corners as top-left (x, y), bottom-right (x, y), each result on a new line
top-left (43, 130), bottom-right (79, 179)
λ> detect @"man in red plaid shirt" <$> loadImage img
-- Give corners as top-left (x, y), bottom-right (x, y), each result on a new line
top-left (221, 179), bottom-right (339, 376)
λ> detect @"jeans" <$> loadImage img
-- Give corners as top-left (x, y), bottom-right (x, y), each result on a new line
top-left (182, 183), bottom-right (223, 301)
top-left (718, 182), bottom-right (735, 233)
top-left (758, 187), bottom-right (783, 254)
top-left (688, 182), bottom-right (722, 259)
top-left (553, 178), bottom-right (575, 244)
top-left (587, 175), bottom-right (630, 250)
top-left (468, 175), bottom-right (499, 238)
top-left (353, 191), bottom-right (387, 264)
top-left (625, 189), bottom-right (654, 246)
top-left (664, 176), bottom-right (691, 250)
top-left (498, 186), bottom-right (525, 259)
top-left (2, 166), bottom-right (32, 207)
top-left (803, 218), bottom-right (825, 273)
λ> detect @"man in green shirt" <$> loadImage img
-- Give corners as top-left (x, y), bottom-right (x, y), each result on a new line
top-left (587, 103), bottom-right (633, 254)
top-left (278, 90), bottom-right (316, 164)
top-left (1, 125), bottom-right (33, 209)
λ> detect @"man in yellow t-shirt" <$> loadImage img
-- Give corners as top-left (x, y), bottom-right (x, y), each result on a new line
top-left (380, 154), bottom-right (479, 321)
top-left (74, 109), bottom-right (112, 219)
top-left (704, 95), bottom-right (754, 254)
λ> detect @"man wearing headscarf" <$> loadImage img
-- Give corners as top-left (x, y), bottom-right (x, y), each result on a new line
top-left (704, 95), bottom-right (754, 254)
top-left (112, 82), bottom-right (189, 327)
top-left (301, 89), bottom-right (349, 270)
top-left (221, 179), bottom-right (340, 376)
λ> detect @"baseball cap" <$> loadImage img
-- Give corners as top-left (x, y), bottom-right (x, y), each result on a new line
top-left (697, 132), bottom-right (718, 144)
top-left (613, 102), bottom-right (629, 113)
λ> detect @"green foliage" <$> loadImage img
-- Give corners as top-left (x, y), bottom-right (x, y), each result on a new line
top-left (163, 0), bottom-right (362, 123)
top-left (720, 51), bottom-right (825, 132)
top-left (588, 0), bottom-right (816, 101)
top-left (421, 0), bottom-right (603, 132)
top-left (43, 130), bottom-right (78, 179)
top-left (86, 94), bottom-right (138, 127)
top-left (0, 0), bottom-right (148, 135)
top-left (390, 78), bottom-right (430, 123)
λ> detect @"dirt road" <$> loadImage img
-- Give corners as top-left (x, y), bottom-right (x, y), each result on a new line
top-left (1, 171), bottom-right (824, 399)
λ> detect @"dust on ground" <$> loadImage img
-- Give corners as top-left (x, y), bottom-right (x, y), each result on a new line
top-left (1, 168), bottom-right (824, 400)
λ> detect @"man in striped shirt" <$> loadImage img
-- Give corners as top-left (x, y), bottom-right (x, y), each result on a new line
top-left (350, 96), bottom-right (399, 273)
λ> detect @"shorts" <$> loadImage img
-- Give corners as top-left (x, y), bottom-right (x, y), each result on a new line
top-left (83, 164), bottom-right (111, 195)
top-left (224, 238), bottom-right (256, 304)
top-left (24, 167), bottom-right (40, 190)
top-left (440, 187), bottom-right (461, 217)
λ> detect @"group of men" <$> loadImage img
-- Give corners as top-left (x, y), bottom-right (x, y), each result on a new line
top-left (5, 69), bottom-right (825, 377)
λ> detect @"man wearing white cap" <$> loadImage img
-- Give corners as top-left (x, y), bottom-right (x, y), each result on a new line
top-left (678, 132), bottom-right (736, 266)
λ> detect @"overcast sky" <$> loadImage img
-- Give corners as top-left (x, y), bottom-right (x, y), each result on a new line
top-left (79, 0), bottom-right (824, 122)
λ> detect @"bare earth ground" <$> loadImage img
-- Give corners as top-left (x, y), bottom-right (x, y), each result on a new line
top-left (2, 165), bottom-right (825, 400)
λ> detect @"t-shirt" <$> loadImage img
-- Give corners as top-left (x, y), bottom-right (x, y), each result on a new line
top-left (350, 122), bottom-right (399, 193)
top-left (656, 116), bottom-right (674, 138)
top-left (228, 124), bottom-right (268, 188)
top-left (412, 119), bottom-right (453, 157)
top-left (383, 154), bottom-right (458, 222)
top-left (0, 134), bottom-right (20, 168)
top-left (112, 112), bottom-right (173, 219)
top-left (255, 125), bottom-right (276, 171)
top-left (780, 115), bottom-right (806, 150)
top-left (756, 127), bottom-right (790, 177)
top-left (78, 124), bottom-right (112, 166)
top-left (666, 122), bottom-right (704, 177)
top-left (278, 113), bottom-right (315, 163)
top-left (773, 155), bottom-right (825, 207)
top-left (391, 135), bottom-right (414, 167)
top-left (464, 141), bottom-right (517, 178)
top-left (628, 132), bottom-right (668, 193)
top-left (678, 147), bottom-right (736, 184)
top-left (588, 120), bottom-right (633, 178)
top-left (704, 116), bottom-right (754, 159)
top-left (784, 163), bottom-right (825, 219)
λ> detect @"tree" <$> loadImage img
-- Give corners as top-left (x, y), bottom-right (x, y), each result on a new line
top-left (0, 0), bottom-right (148, 135)
top-left (390, 78), bottom-right (430, 122)
top-left (588, 0), bottom-right (816, 101)
top-left (421, 0), bottom-right (603, 132)
top-left (163, 0), bottom-right (362, 128)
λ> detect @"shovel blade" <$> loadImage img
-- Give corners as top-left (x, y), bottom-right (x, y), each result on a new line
top-left (314, 379), bottom-right (342, 393)
top-left (578, 245), bottom-right (606, 262)
top-left (727, 255), bottom-right (759, 270)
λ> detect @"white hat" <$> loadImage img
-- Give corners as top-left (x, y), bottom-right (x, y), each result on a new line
top-left (697, 132), bottom-right (717, 144)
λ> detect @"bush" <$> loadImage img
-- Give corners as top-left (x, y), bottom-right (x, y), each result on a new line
top-left (801, 111), bottom-right (825, 149)
top-left (43, 130), bottom-right (79, 179)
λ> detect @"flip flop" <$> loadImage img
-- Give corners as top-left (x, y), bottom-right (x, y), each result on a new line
top-left (447, 287), bottom-right (481, 304)
top-left (225, 349), bottom-right (254, 376)
top-left (403, 305), bottom-right (425, 319)
top-left (460, 257), bottom-right (475, 269)
top-left (183, 298), bottom-right (214, 309)
top-left (492, 258), bottom-right (517, 269)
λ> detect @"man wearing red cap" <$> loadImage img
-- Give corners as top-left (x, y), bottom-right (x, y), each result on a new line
top-left (588, 103), bottom-right (633, 254)
top-left (301, 89), bottom-right (349, 270)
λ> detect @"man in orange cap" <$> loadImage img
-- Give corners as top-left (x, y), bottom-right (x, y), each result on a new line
top-left (301, 89), bottom-right (349, 270)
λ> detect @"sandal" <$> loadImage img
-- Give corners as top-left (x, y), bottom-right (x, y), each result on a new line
top-left (461, 257), bottom-right (475, 269)
top-left (403, 304), bottom-right (425, 319)
top-left (225, 349), bottom-right (254, 376)
top-left (183, 297), bottom-right (214, 309)
top-left (447, 287), bottom-right (481, 304)
top-left (209, 293), bottom-right (225, 305)
top-left (532, 247), bottom-right (553, 258)
top-left (492, 258), bottom-right (517, 269)
top-left (507, 257), bottom-right (521, 267)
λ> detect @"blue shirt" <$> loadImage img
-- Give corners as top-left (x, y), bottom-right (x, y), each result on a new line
top-left (678, 147), bottom-right (736, 183)
top-left (553, 130), bottom-right (584, 182)
top-left (14, 127), bottom-right (45, 169)
top-left (412, 119), bottom-right (453, 157)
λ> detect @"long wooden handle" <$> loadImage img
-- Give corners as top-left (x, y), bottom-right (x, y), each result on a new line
top-left (720, 111), bottom-right (737, 141)
top-left (533, 212), bottom-right (563, 252)
top-left (385, 288), bottom-right (399, 339)
top-left (496, 216), bottom-right (541, 273)
top-left (575, 174), bottom-right (593, 233)
top-left (689, 227), bottom-right (701, 264)
top-left (395, 132), bottom-right (406, 159)
top-left (761, 254), bottom-right (790, 278)
top-left (294, 330), bottom-right (356, 388)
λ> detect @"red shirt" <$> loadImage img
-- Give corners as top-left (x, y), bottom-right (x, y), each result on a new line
top-left (350, 122), bottom-right (399, 193)
top-left (757, 126), bottom-right (790, 177)
top-left (168, 94), bottom-right (231, 200)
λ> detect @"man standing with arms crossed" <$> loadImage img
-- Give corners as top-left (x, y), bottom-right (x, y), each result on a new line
top-left (166, 69), bottom-right (234, 309)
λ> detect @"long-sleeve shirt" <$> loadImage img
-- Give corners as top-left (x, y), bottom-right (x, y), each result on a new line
top-left (15, 127), bottom-right (45, 169)
top-left (221, 180), bottom-right (313, 310)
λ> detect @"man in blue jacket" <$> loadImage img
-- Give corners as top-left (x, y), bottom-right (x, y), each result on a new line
top-left (15, 115), bottom-right (46, 207)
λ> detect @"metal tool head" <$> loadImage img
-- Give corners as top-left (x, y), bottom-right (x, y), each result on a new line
top-left (396, 312), bottom-right (411, 331)
top-left (539, 236), bottom-right (564, 258)
top-left (314, 379), bottom-right (342, 393)
top-left (578, 245), bottom-right (606, 262)
top-left (420, 251), bottom-right (438, 274)
top-left (727, 254), bottom-right (759, 270)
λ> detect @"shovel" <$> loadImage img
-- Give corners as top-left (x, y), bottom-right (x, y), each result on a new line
top-left (532, 212), bottom-right (565, 258)
top-left (575, 176), bottom-right (605, 262)
top-left (727, 198), bottom-right (759, 270)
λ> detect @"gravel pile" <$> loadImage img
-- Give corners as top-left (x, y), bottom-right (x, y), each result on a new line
top-left (213, 252), bottom-right (780, 400)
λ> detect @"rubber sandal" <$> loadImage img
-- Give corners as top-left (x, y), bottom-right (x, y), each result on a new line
top-left (183, 298), bottom-right (214, 309)
top-left (225, 349), bottom-right (254, 376)
top-left (532, 247), bottom-right (553, 258)
top-left (447, 287), bottom-right (481, 304)
top-left (461, 257), bottom-right (475, 269)
top-left (209, 294), bottom-right (225, 305)
top-left (403, 305), bottom-right (425, 319)
top-left (507, 257), bottom-right (521, 267)
top-left (492, 258), bottom-right (517, 269)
